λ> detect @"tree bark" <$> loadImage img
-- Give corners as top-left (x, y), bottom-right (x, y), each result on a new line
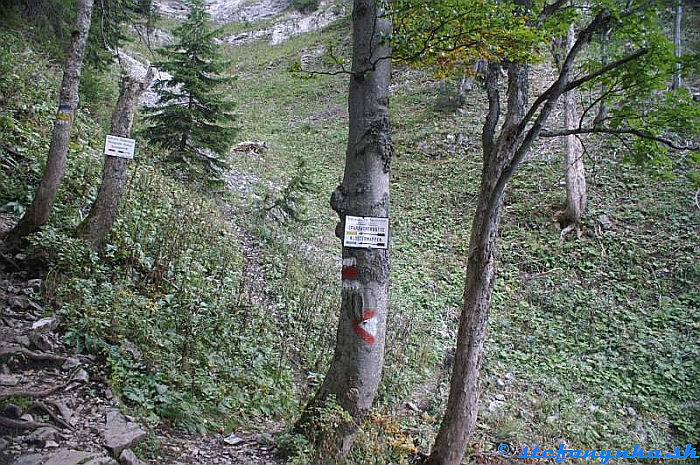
top-left (295, 0), bottom-right (392, 461)
top-left (4, 0), bottom-right (94, 248)
top-left (671, 0), bottom-right (682, 90)
top-left (77, 72), bottom-right (152, 249)
top-left (561, 23), bottom-right (586, 235)
top-left (593, 27), bottom-right (609, 127)
top-left (425, 8), bottom-right (637, 465)
top-left (426, 61), bottom-right (528, 465)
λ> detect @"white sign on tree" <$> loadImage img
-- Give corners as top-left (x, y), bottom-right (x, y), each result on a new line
top-left (343, 215), bottom-right (389, 249)
top-left (104, 135), bottom-right (136, 159)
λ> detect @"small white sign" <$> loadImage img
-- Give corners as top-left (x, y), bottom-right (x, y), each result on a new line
top-left (104, 135), bottom-right (136, 159)
top-left (343, 215), bottom-right (389, 250)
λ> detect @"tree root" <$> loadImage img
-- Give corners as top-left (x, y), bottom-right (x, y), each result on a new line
top-left (0, 250), bottom-right (21, 271)
top-left (0, 415), bottom-right (53, 430)
top-left (27, 401), bottom-right (73, 430)
top-left (0, 384), bottom-right (65, 401)
top-left (46, 399), bottom-right (73, 426)
top-left (559, 223), bottom-right (582, 240)
top-left (0, 346), bottom-right (68, 363)
top-left (555, 209), bottom-right (583, 240)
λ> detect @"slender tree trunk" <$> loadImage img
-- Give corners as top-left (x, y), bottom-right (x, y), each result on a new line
top-left (423, 178), bottom-right (504, 465)
top-left (426, 61), bottom-right (528, 465)
top-left (671, 0), bottom-right (682, 90)
top-left (295, 0), bottom-right (392, 461)
top-left (4, 0), bottom-right (94, 248)
top-left (562, 23), bottom-right (586, 235)
top-left (77, 72), bottom-right (152, 249)
top-left (593, 27), bottom-right (609, 127)
top-left (426, 10), bottom-right (614, 465)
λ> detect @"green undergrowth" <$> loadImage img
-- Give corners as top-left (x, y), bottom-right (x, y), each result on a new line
top-left (224, 13), bottom-right (699, 463)
top-left (1, 4), bottom-right (698, 462)
top-left (0, 25), bottom-right (296, 433)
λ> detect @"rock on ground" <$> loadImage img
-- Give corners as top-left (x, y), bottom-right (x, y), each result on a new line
top-left (103, 410), bottom-right (147, 458)
top-left (11, 450), bottom-right (118, 465)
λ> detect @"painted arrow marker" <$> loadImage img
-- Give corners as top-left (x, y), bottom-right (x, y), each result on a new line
top-left (353, 309), bottom-right (377, 344)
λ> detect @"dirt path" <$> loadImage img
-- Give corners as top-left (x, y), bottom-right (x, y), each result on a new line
top-left (230, 220), bottom-right (282, 323)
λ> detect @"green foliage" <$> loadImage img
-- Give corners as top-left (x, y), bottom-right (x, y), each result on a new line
top-left (144, 0), bottom-right (237, 184)
top-left (133, 433), bottom-right (161, 460)
top-left (31, 165), bottom-right (297, 431)
top-left (391, 0), bottom-right (545, 78)
top-left (223, 15), bottom-right (699, 461)
top-left (433, 78), bottom-right (467, 112)
top-left (0, 28), bottom-right (104, 222)
top-left (0, 0), bottom-right (73, 59)
top-left (297, 395), bottom-right (353, 461)
top-left (346, 412), bottom-right (422, 464)
top-left (0, 25), bottom-right (296, 433)
top-left (277, 430), bottom-right (315, 464)
top-left (261, 157), bottom-right (318, 222)
top-left (85, 0), bottom-right (158, 71)
top-left (79, 66), bottom-right (120, 127)
top-left (393, 0), bottom-right (699, 180)
top-left (570, 7), bottom-right (700, 181)
top-left (2, 3), bottom-right (699, 461)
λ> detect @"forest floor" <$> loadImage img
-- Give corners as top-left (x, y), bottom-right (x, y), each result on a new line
top-left (0, 0), bottom-right (698, 464)
top-left (0, 250), bottom-right (285, 465)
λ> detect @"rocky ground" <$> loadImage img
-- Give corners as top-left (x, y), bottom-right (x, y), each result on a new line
top-left (0, 261), bottom-right (285, 465)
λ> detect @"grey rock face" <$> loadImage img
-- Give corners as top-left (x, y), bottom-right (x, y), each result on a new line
top-left (26, 427), bottom-right (58, 447)
top-left (31, 318), bottom-right (57, 333)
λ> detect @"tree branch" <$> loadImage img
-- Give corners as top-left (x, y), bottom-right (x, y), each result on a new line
top-left (521, 9), bottom-right (612, 129)
top-left (540, 0), bottom-right (569, 20)
top-left (0, 346), bottom-right (69, 363)
top-left (564, 48), bottom-right (648, 93)
top-left (0, 384), bottom-right (66, 401)
top-left (0, 416), bottom-right (53, 430)
top-left (540, 127), bottom-right (700, 151)
top-left (482, 62), bottom-right (501, 160)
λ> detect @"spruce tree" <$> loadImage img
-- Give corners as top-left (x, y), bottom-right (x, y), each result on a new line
top-left (146, 0), bottom-right (236, 181)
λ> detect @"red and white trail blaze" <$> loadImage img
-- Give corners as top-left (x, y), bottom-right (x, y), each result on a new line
top-left (352, 309), bottom-right (377, 344)
top-left (342, 257), bottom-right (361, 291)
top-left (341, 257), bottom-right (377, 344)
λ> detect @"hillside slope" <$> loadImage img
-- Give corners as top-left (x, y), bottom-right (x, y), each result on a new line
top-left (0, 1), bottom-right (698, 464)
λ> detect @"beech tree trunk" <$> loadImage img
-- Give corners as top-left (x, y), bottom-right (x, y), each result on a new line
top-left (671, 0), bottom-right (682, 90)
top-left (295, 0), bottom-right (392, 461)
top-left (77, 72), bottom-right (152, 249)
top-left (4, 0), bottom-right (94, 248)
top-left (562, 23), bottom-right (586, 233)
